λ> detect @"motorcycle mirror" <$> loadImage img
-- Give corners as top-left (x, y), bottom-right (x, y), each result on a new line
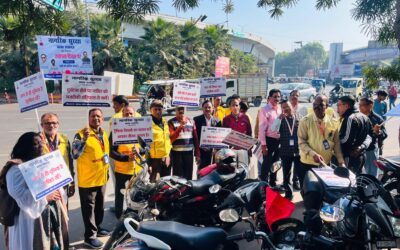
top-left (209, 184), bottom-right (221, 194)
top-left (334, 167), bottom-right (350, 178)
top-left (137, 136), bottom-right (146, 149)
top-left (320, 204), bottom-right (345, 222)
top-left (219, 209), bottom-right (239, 223)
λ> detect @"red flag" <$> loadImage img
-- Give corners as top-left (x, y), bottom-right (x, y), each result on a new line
top-left (265, 186), bottom-right (295, 230)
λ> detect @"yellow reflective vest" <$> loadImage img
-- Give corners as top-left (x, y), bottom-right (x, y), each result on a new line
top-left (41, 132), bottom-right (70, 167)
top-left (150, 119), bottom-right (172, 159)
top-left (76, 128), bottom-right (110, 188)
top-left (114, 144), bottom-right (143, 175)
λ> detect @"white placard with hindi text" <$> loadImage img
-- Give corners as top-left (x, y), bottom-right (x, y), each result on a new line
top-left (312, 167), bottom-right (356, 187)
top-left (172, 82), bottom-right (201, 107)
top-left (222, 130), bottom-right (258, 151)
top-left (200, 77), bottom-right (226, 98)
top-left (19, 150), bottom-right (73, 201)
top-left (14, 72), bottom-right (49, 113)
top-left (62, 74), bottom-right (112, 107)
top-left (37, 35), bottom-right (94, 80)
top-left (200, 126), bottom-right (231, 149)
top-left (112, 117), bottom-right (153, 145)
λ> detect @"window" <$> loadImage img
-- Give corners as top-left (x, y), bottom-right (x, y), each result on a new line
top-left (226, 80), bottom-right (235, 88)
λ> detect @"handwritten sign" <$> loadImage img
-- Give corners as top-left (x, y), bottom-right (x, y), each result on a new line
top-left (172, 82), bottom-right (201, 107)
top-left (62, 74), bottom-right (112, 107)
top-left (37, 35), bottom-right (93, 79)
top-left (112, 117), bottom-right (153, 145)
top-left (200, 77), bottom-right (226, 98)
top-left (222, 130), bottom-right (258, 151)
top-left (14, 72), bottom-right (49, 113)
top-left (312, 167), bottom-right (356, 187)
top-left (19, 150), bottom-right (72, 201)
top-left (200, 126), bottom-right (231, 149)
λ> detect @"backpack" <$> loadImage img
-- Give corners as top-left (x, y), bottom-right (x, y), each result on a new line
top-left (0, 159), bottom-right (21, 226)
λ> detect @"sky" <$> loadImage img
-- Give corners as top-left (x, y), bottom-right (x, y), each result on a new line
top-left (156, 0), bottom-right (371, 53)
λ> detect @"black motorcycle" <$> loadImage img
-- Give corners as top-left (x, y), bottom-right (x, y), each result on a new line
top-left (299, 167), bottom-right (400, 250)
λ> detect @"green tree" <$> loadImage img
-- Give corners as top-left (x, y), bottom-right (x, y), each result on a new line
top-left (203, 25), bottom-right (232, 75)
top-left (229, 49), bottom-right (258, 74)
top-left (275, 42), bottom-right (327, 76)
top-left (363, 57), bottom-right (400, 89)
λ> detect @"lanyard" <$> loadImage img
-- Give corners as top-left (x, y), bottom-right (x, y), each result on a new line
top-left (92, 129), bottom-right (105, 153)
top-left (316, 120), bottom-right (326, 139)
top-left (44, 133), bottom-right (58, 152)
top-left (284, 116), bottom-right (295, 136)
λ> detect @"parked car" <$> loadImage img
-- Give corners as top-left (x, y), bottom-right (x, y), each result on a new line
top-left (280, 82), bottom-right (317, 103)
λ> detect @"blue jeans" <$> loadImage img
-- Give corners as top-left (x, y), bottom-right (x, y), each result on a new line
top-left (389, 96), bottom-right (397, 110)
top-left (364, 148), bottom-right (380, 177)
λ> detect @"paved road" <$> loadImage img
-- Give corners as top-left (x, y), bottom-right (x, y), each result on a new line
top-left (1, 87), bottom-right (399, 249)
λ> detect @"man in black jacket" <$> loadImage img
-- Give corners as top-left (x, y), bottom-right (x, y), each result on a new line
top-left (337, 95), bottom-right (372, 174)
top-left (194, 99), bottom-right (222, 169)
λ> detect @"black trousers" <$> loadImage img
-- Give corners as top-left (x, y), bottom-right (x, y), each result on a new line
top-left (199, 148), bottom-right (213, 169)
top-left (171, 150), bottom-right (194, 180)
top-left (149, 158), bottom-right (170, 182)
top-left (281, 155), bottom-right (300, 194)
top-left (260, 137), bottom-right (280, 184)
top-left (79, 185), bottom-right (106, 240)
top-left (296, 161), bottom-right (316, 189)
top-left (114, 172), bottom-right (133, 219)
top-left (346, 154), bottom-right (366, 175)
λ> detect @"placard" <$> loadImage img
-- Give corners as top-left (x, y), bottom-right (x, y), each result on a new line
top-left (200, 77), bottom-right (226, 98)
top-left (199, 126), bottom-right (231, 149)
top-left (222, 130), bottom-right (258, 151)
top-left (37, 35), bottom-right (93, 79)
top-left (14, 72), bottom-right (49, 112)
top-left (112, 117), bottom-right (153, 145)
top-left (62, 74), bottom-right (112, 107)
top-left (172, 82), bottom-right (201, 107)
top-left (252, 140), bottom-right (263, 163)
top-left (19, 150), bottom-right (73, 201)
top-left (312, 167), bottom-right (356, 187)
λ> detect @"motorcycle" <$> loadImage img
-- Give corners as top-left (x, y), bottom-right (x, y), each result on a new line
top-left (111, 209), bottom-right (299, 250)
top-left (104, 138), bottom-right (251, 249)
top-left (299, 167), bottom-right (400, 250)
top-left (328, 91), bottom-right (341, 106)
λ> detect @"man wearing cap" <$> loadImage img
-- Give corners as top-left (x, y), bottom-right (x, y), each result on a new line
top-left (149, 100), bottom-right (172, 182)
top-left (168, 106), bottom-right (200, 180)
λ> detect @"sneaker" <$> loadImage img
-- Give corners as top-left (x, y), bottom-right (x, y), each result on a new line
top-left (293, 180), bottom-right (301, 191)
top-left (97, 228), bottom-right (110, 237)
top-left (84, 238), bottom-right (103, 249)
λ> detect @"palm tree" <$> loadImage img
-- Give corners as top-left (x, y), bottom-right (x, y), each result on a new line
top-left (203, 25), bottom-right (232, 75)
top-left (222, 0), bottom-right (234, 28)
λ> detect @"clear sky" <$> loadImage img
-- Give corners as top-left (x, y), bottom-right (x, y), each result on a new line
top-left (157, 0), bottom-right (371, 53)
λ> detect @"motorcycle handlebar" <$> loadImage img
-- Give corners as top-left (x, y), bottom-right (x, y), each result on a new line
top-left (298, 231), bottom-right (343, 248)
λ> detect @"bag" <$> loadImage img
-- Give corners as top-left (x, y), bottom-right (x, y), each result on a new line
top-left (0, 160), bottom-right (21, 226)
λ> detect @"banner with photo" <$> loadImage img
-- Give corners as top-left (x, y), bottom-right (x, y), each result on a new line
top-left (37, 36), bottom-right (93, 80)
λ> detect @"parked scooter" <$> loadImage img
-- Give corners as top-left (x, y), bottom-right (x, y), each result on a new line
top-left (299, 167), bottom-right (400, 250)
top-left (110, 210), bottom-right (299, 250)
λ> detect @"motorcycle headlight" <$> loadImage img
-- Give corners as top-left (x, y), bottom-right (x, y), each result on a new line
top-left (388, 216), bottom-right (400, 237)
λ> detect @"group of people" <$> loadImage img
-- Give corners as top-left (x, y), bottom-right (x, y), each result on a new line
top-left (1, 85), bottom-right (394, 249)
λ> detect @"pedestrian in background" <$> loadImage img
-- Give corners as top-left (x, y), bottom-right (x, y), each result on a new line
top-left (109, 106), bottom-right (142, 219)
top-left (194, 100), bottom-right (221, 169)
top-left (279, 100), bottom-right (300, 200)
top-left (148, 100), bottom-right (172, 182)
top-left (168, 106), bottom-right (200, 180)
top-left (72, 108), bottom-right (110, 249)
top-left (4, 132), bottom-right (69, 250)
top-left (258, 89), bottom-right (282, 186)
top-left (374, 90), bottom-right (388, 120)
top-left (388, 81), bottom-right (398, 110)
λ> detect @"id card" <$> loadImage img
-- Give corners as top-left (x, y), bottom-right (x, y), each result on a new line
top-left (103, 154), bottom-right (110, 164)
top-left (322, 140), bottom-right (330, 150)
top-left (289, 137), bottom-right (295, 146)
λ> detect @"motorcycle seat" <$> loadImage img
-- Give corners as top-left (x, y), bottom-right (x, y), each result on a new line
top-left (189, 171), bottom-right (222, 195)
top-left (137, 221), bottom-right (227, 250)
top-left (383, 158), bottom-right (400, 170)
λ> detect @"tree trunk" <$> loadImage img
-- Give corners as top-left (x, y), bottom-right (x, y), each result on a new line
top-left (396, 0), bottom-right (400, 51)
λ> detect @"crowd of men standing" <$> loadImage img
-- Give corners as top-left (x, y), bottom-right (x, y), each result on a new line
top-left (2, 86), bottom-right (395, 249)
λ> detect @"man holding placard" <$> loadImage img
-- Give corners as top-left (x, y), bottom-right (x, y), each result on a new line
top-left (40, 113), bottom-right (75, 200)
top-left (168, 106), bottom-right (200, 179)
top-left (109, 106), bottom-right (142, 219)
top-left (72, 108), bottom-right (110, 249)
top-left (194, 100), bottom-right (222, 168)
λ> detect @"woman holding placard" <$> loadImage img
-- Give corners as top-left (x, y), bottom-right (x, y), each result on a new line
top-left (2, 132), bottom-right (68, 250)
